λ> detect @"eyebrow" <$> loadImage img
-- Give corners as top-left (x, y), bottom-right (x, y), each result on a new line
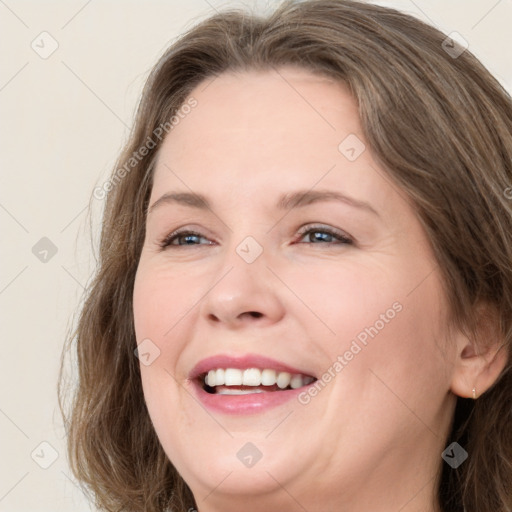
top-left (148, 189), bottom-right (379, 217)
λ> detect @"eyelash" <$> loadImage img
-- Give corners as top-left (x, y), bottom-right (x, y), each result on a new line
top-left (158, 224), bottom-right (353, 249)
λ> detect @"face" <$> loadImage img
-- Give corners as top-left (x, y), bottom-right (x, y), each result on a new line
top-left (133, 68), bottom-right (457, 512)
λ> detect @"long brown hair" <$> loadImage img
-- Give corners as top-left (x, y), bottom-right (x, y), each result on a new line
top-left (59, 1), bottom-right (512, 510)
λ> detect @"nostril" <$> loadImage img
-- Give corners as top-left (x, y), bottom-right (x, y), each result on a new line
top-left (248, 311), bottom-right (263, 318)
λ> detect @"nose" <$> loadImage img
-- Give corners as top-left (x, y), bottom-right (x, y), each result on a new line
top-left (199, 244), bottom-right (286, 329)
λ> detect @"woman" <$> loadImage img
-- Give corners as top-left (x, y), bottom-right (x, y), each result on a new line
top-left (59, 1), bottom-right (512, 511)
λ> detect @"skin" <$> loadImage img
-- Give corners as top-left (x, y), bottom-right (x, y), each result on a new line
top-left (132, 67), bottom-right (507, 512)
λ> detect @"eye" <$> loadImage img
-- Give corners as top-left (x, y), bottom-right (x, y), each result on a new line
top-left (158, 224), bottom-right (353, 250)
top-left (159, 229), bottom-right (213, 249)
top-left (295, 224), bottom-right (353, 245)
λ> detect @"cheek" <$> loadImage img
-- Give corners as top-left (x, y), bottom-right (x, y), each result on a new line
top-left (132, 263), bottom-right (191, 407)
top-left (133, 261), bottom-right (199, 340)
top-left (308, 257), bottom-right (451, 387)
top-left (133, 265), bottom-right (192, 452)
top-left (282, 257), bottom-right (403, 350)
top-left (339, 270), bottom-right (452, 408)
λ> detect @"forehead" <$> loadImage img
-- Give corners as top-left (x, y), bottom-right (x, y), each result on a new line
top-left (160, 66), bottom-right (357, 160)
top-left (150, 67), bottom-right (394, 213)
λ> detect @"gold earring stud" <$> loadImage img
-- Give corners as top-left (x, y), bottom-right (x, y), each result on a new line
top-left (472, 387), bottom-right (477, 400)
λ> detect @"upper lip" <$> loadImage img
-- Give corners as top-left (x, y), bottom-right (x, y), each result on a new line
top-left (189, 353), bottom-right (316, 380)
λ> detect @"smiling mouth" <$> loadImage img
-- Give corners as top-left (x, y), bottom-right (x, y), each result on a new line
top-left (199, 368), bottom-right (317, 395)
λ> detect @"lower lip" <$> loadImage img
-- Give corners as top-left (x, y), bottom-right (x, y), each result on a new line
top-left (190, 380), bottom-right (313, 414)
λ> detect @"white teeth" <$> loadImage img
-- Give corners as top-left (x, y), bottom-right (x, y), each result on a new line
top-left (206, 370), bottom-right (216, 387)
top-left (261, 369), bottom-right (277, 386)
top-left (215, 368), bottom-right (225, 386)
top-left (243, 368), bottom-right (261, 386)
top-left (224, 368), bottom-right (243, 386)
top-left (276, 372), bottom-right (291, 389)
top-left (290, 374), bottom-right (303, 389)
top-left (203, 367), bottom-right (314, 389)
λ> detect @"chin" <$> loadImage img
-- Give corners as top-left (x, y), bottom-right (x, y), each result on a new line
top-left (163, 436), bottom-right (302, 497)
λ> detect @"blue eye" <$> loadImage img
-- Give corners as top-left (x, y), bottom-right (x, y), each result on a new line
top-left (296, 225), bottom-right (353, 245)
top-left (159, 224), bottom-right (353, 249)
top-left (159, 230), bottom-right (211, 248)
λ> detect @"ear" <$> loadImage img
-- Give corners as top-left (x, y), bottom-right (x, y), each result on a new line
top-left (450, 303), bottom-right (509, 399)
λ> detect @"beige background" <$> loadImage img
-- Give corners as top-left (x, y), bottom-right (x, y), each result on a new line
top-left (0, 1), bottom-right (510, 510)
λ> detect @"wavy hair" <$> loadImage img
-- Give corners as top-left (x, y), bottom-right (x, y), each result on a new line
top-left (59, 1), bottom-right (512, 510)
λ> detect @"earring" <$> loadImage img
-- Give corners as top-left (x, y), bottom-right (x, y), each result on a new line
top-left (472, 387), bottom-right (477, 400)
